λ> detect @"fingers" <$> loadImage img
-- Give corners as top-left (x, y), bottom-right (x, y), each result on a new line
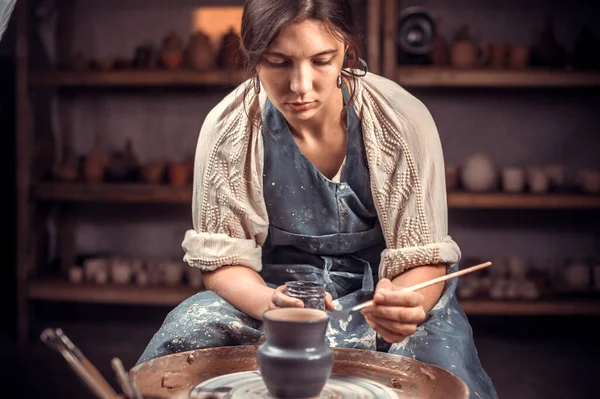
top-left (364, 314), bottom-right (411, 344)
top-left (373, 287), bottom-right (424, 308)
top-left (325, 293), bottom-right (335, 310)
top-left (364, 313), bottom-right (418, 337)
top-left (363, 304), bottom-right (425, 324)
top-left (270, 285), bottom-right (304, 309)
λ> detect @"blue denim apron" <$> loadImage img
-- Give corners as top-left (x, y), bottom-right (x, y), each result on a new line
top-left (136, 87), bottom-right (498, 399)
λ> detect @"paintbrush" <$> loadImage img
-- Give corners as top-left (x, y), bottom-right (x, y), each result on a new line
top-left (327, 261), bottom-right (492, 322)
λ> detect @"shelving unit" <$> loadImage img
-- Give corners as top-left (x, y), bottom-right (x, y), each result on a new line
top-left (27, 280), bottom-right (600, 316)
top-left (15, 0), bottom-right (600, 344)
top-left (14, 0), bottom-right (386, 344)
top-left (29, 69), bottom-right (245, 88)
top-left (395, 66), bottom-right (600, 88)
top-left (28, 67), bottom-right (600, 89)
top-left (32, 182), bottom-right (600, 209)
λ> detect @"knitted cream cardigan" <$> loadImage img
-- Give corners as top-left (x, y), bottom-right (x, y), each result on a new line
top-left (182, 72), bottom-right (461, 280)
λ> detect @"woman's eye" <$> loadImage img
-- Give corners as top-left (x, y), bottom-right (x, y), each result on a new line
top-left (266, 60), bottom-right (289, 68)
top-left (313, 59), bottom-right (333, 66)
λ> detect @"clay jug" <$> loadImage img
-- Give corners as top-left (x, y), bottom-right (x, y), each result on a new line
top-left (186, 31), bottom-right (216, 71)
top-left (450, 25), bottom-right (487, 68)
top-left (216, 28), bottom-right (244, 70)
top-left (84, 135), bottom-right (108, 183)
top-left (257, 308), bottom-right (333, 399)
top-left (160, 31), bottom-right (184, 69)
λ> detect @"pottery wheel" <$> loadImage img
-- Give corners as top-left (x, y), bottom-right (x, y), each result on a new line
top-left (189, 370), bottom-right (399, 398)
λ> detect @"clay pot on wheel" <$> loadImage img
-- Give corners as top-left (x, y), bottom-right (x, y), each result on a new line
top-left (257, 308), bottom-right (333, 399)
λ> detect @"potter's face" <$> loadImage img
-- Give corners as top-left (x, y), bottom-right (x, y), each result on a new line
top-left (256, 19), bottom-right (346, 122)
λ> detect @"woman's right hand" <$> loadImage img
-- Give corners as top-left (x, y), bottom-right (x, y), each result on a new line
top-left (268, 285), bottom-right (335, 310)
top-left (268, 285), bottom-right (304, 309)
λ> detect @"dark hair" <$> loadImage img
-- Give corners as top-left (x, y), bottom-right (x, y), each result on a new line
top-left (240, 0), bottom-right (364, 120)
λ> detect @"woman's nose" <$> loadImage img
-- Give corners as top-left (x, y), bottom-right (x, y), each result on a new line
top-left (290, 65), bottom-right (313, 95)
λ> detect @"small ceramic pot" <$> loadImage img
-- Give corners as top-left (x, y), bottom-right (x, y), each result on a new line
top-left (461, 154), bottom-right (497, 192)
top-left (451, 41), bottom-right (479, 68)
top-left (83, 258), bottom-right (109, 283)
top-left (489, 43), bottom-right (509, 68)
top-left (502, 167), bottom-right (525, 193)
top-left (68, 267), bottom-right (84, 284)
top-left (163, 261), bottom-right (184, 286)
top-left (257, 308), bottom-right (333, 399)
top-left (577, 169), bottom-right (600, 194)
top-left (135, 270), bottom-right (149, 286)
top-left (509, 45), bottom-right (530, 69)
top-left (186, 267), bottom-right (204, 289)
top-left (507, 257), bottom-right (528, 279)
top-left (445, 164), bottom-right (459, 191)
top-left (168, 163), bottom-right (190, 187)
top-left (543, 165), bottom-right (565, 190)
top-left (527, 168), bottom-right (550, 193)
top-left (563, 261), bottom-right (590, 289)
top-left (111, 259), bottom-right (133, 284)
top-left (141, 161), bottom-right (166, 184)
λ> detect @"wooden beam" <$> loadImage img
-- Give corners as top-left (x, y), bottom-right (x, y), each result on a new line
top-left (447, 192), bottom-right (600, 209)
top-left (33, 182), bottom-right (193, 203)
top-left (27, 281), bottom-right (600, 316)
top-left (28, 281), bottom-right (198, 306)
top-left (460, 299), bottom-right (600, 316)
top-left (382, 0), bottom-right (398, 79)
top-left (365, 0), bottom-right (381, 75)
top-left (30, 69), bottom-right (246, 87)
top-left (396, 66), bottom-right (600, 88)
top-left (16, 0), bottom-right (30, 345)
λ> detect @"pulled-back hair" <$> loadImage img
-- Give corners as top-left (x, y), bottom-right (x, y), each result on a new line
top-left (240, 0), bottom-right (365, 120)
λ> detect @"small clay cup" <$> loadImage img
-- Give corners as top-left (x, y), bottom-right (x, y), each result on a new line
top-left (284, 281), bottom-right (326, 310)
top-left (257, 308), bottom-right (333, 399)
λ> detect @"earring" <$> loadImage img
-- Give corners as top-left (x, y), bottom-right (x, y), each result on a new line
top-left (254, 76), bottom-right (261, 94)
top-left (336, 72), bottom-right (343, 88)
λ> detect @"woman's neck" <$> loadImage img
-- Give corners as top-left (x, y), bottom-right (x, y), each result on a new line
top-left (286, 89), bottom-right (345, 141)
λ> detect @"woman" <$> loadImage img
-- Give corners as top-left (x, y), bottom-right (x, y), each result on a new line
top-left (138, 1), bottom-right (498, 397)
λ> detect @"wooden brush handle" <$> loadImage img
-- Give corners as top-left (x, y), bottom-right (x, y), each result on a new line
top-left (353, 261), bottom-right (492, 311)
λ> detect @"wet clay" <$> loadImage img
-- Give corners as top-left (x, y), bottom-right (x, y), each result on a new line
top-left (263, 307), bottom-right (328, 322)
top-left (130, 346), bottom-right (469, 399)
top-left (191, 370), bottom-right (398, 398)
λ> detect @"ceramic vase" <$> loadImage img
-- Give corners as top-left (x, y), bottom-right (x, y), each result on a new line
top-left (257, 308), bottom-right (333, 399)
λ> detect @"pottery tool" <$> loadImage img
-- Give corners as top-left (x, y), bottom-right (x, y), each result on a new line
top-left (328, 261), bottom-right (492, 321)
top-left (40, 328), bottom-right (119, 399)
top-left (111, 357), bottom-right (143, 399)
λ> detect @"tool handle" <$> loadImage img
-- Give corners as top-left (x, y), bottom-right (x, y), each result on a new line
top-left (352, 261), bottom-right (492, 312)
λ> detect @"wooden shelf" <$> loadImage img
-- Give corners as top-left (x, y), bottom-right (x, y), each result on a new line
top-left (27, 280), bottom-right (600, 315)
top-left (396, 67), bottom-right (600, 88)
top-left (33, 182), bottom-right (192, 203)
top-left (29, 68), bottom-right (600, 89)
top-left (29, 69), bottom-right (246, 87)
top-left (28, 280), bottom-right (198, 306)
top-left (460, 298), bottom-right (600, 315)
top-left (447, 192), bottom-right (600, 209)
top-left (33, 183), bottom-right (600, 209)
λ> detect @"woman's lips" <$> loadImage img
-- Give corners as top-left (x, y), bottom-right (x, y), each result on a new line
top-left (286, 102), bottom-right (315, 112)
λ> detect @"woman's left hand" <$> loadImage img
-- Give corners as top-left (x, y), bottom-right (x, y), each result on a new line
top-left (362, 278), bottom-right (427, 343)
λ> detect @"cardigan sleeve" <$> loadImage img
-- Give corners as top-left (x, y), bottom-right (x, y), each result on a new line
top-left (181, 86), bottom-right (268, 272)
top-left (359, 75), bottom-right (461, 280)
